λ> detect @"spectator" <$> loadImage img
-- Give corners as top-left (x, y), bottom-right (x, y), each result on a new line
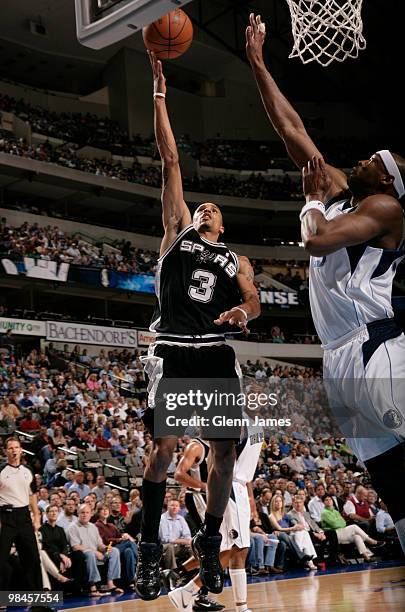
top-left (159, 500), bottom-right (192, 569)
top-left (69, 471), bottom-right (90, 500)
top-left (343, 485), bottom-right (375, 534)
top-left (314, 448), bottom-right (331, 471)
top-left (308, 484), bottom-right (327, 524)
top-left (288, 495), bottom-right (339, 567)
top-left (67, 503), bottom-right (123, 596)
top-left (269, 494), bottom-right (315, 568)
top-left (92, 475), bottom-right (112, 502)
top-left (95, 503), bottom-right (137, 587)
top-left (57, 499), bottom-right (78, 533)
top-left (321, 495), bottom-right (381, 561)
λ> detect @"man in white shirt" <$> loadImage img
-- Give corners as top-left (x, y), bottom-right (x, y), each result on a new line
top-left (57, 499), bottom-right (78, 533)
top-left (376, 501), bottom-right (396, 535)
top-left (314, 449), bottom-right (331, 471)
top-left (280, 449), bottom-right (305, 474)
top-left (159, 499), bottom-right (192, 570)
top-left (308, 483), bottom-right (326, 524)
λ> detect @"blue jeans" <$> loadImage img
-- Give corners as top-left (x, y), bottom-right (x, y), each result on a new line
top-left (115, 540), bottom-right (138, 583)
top-left (84, 547), bottom-right (120, 584)
top-left (248, 533), bottom-right (279, 568)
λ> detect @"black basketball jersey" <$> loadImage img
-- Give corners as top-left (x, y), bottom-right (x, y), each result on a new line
top-left (150, 225), bottom-right (243, 336)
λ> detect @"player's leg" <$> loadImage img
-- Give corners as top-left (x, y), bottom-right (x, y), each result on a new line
top-left (229, 547), bottom-right (250, 612)
top-left (168, 550), bottom-right (232, 612)
top-left (135, 435), bottom-right (178, 600)
top-left (192, 439), bottom-right (236, 593)
top-left (365, 442), bottom-right (405, 555)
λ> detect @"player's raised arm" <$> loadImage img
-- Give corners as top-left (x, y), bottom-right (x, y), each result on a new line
top-left (300, 157), bottom-right (402, 256)
top-left (214, 256), bottom-right (260, 333)
top-left (149, 51), bottom-right (192, 256)
top-left (245, 13), bottom-right (347, 200)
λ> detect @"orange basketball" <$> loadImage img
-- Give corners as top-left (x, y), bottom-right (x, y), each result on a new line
top-left (142, 9), bottom-right (193, 60)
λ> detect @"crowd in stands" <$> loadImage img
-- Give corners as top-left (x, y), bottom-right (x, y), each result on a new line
top-left (1, 91), bottom-right (372, 172)
top-left (0, 133), bottom-right (302, 201)
top-left (0, 342), bottom-right (400, 595)
top-left (0, 218), bottom-right (158, 275)
top-left (0, 217), bottom-right (309, 288)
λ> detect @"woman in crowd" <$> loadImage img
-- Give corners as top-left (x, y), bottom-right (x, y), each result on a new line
top-left (320, 494), bottom-right (381, 561)
top-left (95, 504), bottom-right (137, 588)
top-left (269, 494), bottom-right (317, 570)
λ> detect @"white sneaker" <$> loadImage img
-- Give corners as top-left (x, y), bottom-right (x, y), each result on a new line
top-left (168, 585), bottom-right (194, 611)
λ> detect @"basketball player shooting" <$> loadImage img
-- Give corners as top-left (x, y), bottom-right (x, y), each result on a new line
top-left (246, 13), bottom-right (405, 556)
top-left (134, 51), bottom-right (260, 601)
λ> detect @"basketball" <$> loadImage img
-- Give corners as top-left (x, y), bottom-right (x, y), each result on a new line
top-left (142, 9), bottom-right (193, 60)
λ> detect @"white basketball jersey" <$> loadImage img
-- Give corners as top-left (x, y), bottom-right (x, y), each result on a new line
top-left (234, 427), bottom-right (264, 485)
top-left (309, 198), bottom-right (405, 345)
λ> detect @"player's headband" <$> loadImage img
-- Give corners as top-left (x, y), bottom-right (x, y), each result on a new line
top-left (377, 149), bottom-right (405, 198)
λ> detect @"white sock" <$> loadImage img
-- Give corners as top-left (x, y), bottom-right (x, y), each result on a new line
top-left (229, 568), bottom-right (247, 612)
top-left (394, 517), bottom-right (405, 556)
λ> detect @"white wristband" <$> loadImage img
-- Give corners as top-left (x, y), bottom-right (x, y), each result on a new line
top-left (299, 200), bottom-right (325, 222)
top-left (154, 92), bottom-right (166, 99)
top-left (231, 306), bottom-right (248, 320)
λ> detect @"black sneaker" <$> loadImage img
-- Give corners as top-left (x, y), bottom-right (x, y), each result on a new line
top-left (134, 542), bottom-right (162, 600)
top-left (192, 529), bottom-right (223, 594)
top-left (193, 590), bottom-right (225, 611)
top-left (161, 569), bottom-right (180, 592)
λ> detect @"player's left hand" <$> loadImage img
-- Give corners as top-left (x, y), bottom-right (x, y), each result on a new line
top-left (214, 308), bottom-right (249, 334)
top-left (302, 156), bottom-right (332, 201)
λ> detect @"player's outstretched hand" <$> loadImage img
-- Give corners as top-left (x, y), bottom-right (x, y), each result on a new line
top-left (148, 50), bottom-right (166, 96)
top-left (246, 13), bottom-right (266, 66)
top-left (302, 156), bottom-right (332, 201)
top-left (214, 309), bottom-right (249, 335)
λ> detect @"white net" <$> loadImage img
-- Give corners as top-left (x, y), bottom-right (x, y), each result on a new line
top-left (285, 0), bottom-right (366, 67)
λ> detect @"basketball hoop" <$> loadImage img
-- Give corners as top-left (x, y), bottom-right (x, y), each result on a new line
top-left (285, 0), bottom-right (366, 67)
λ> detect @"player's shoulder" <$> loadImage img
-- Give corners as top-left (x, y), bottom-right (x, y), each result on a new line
top-left (358, 193), bottom-right (402, 214)
top-left (0, 461), bottom-right (8, 475)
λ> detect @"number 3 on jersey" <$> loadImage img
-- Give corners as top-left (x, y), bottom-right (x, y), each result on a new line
top-left (188, 269), bottom-right (217, 303)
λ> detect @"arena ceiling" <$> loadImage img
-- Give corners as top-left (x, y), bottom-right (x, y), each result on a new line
top-left (0, 0), bottom-right (402, 149)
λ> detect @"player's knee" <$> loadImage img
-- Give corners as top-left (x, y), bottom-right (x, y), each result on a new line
top-left (151, 439), bottom-right (176, 474)
top-left (211, 441), bottom-right (236, 472)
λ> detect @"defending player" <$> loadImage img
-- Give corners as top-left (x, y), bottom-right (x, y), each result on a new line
top-left (134, 51), bottom-right (261, 600)
top-left (169, 427), bottom-right (267, 612)
top-left (245, 13), bottom-right (405, 555)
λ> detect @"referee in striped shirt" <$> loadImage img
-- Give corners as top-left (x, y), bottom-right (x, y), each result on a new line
top-left (0, 437), bottom-right (42, 590)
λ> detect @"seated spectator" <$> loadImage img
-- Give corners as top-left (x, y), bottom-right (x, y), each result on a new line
top-left (95, 504), bottom-right (137, 587)
top-left (321, 495), bottom-right (381, 561)
top-left (94, 427), bottom-right (111, 449)
top-left (57, 499), bottom-right (78, 533)
top-left (328, 450), bottom-right (345, 471)
top-left (40, 505), bottom-right (79, 582)
top-left (269, 494), bottom-right (315, 569)
top-left (69, 471), bottom-right (90, 500)
top-left (19, 409), bottom-right (41, 432)
top-left (308, 483), bottom-right (326, 524)
top-left (107, 496), bottom-right (127, 532)
top-left (287, 494), bottom-right (339, 568)
top-left (301, 447), bottom-right (318, 474)
top-left (249, 511), bottom-right (283, 574)
top-left (367, 490), bottom-right (379, 516)
top-left (280, 449), bottom-right (305, 475)
top-left (343, 485), bottom-right (375, 534)
top-left (314, 448), bottom-right (331, 471)
top-left (92, 475), bottom-right (112, 502)
top-left (68, 503), bottom-right (123, 596)
top-left (376, 500), bottom-right (397, 538)
top-left (159, 500), bottom-right (192, 569)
